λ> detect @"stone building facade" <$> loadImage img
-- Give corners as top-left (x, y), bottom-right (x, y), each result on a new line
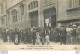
top-left (66, 0), bottom-right (80, 26)
top-left (0, 0), bottom-right (7, 29)
top-left (0, 0), bottom-right (80, 29)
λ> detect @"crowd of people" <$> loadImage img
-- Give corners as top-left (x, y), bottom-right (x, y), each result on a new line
top-left (0, 24), bottom-right (80, 45)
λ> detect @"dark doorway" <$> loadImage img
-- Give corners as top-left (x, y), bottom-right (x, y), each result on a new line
top-left (51, 15), bottom-right (56, 28)
top-left (43, 7), bottom-right (56, 28)
top-left (29, 11), bottom-right (38, 27)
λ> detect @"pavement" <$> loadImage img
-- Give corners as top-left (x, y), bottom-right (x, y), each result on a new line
top-left (0, 39), bottom-right (61, 45)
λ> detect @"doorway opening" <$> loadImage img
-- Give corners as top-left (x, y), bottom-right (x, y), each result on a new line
top-left (29, 10), bottom-right (38, 27)
top-left (51, 15), bottom-right (56, 28)
top-left (43, 7), bottom-right (56, 28)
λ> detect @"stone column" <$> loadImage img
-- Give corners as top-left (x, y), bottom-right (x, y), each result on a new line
top-left (26, 3), bottom-right (31, 27)
top-left (38, 0), bottom-right (44, 27)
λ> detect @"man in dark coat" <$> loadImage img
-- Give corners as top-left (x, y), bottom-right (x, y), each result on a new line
top-left (60, 26), bottom-right (67, 45)
top-left (50, 28), bottom-right (55, 42)
top-left (27, 28), bottom-right (32, 44)
top-left (20, 30), bottom-right (23, 43)
top-left (76, 26), bottom-right (80, 44)
top-left (25, 28), bottom-right (28, 43)
top-left (12, 30), bottom-right (15, 42)
top-left (55, 27), bottom-right (60, 42)
top-left (2, 29), bottom-right (7, 42)
top-left (71, 25), bottom-right (77, 45)
top-left (32, 29), bottom-right (36, 45)
top-left (9, 29), bottom-right (13, 42)
top-left (40, 28), bottom-right (45, 45)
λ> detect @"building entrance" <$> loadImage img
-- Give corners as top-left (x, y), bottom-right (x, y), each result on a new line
top-left (29, 11), bottom-right (38, 27)
top-left (43, 7), bottom-right (56, 28)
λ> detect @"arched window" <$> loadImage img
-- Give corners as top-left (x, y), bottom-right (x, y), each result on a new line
top-left (11, 9), bottom-right (18, 22)
top-left (28, 1), bottom-right (38, 10)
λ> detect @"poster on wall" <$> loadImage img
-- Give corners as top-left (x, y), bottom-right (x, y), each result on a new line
top-left (45, 19), bottom-right (49, 24)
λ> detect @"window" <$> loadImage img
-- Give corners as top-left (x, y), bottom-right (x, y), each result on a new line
top-left (13, 15), bottom-right (17, 22)
top-left (68, 0), bottom-right (80, 8)
top-left (20, 3), bottom-right (24, 15)
top-left (1, 18), bottom-right (4, 25)
top-left (36, 1), bottom-right (38, 7)
top-left (1, 3), bottom-right (3, 14)
top-left (7, 11), bottom-right (10, 21)
top-left (44, 0), bottom-right (47, 5)
top-left (79, 0), bottom-right (80, 5)
top-left (33, 1), bottom-right (35, 8)
top-left (11, 9), bottom-right (18, 22)
top-left (69, 0), bottom-right (72, 8)
top-left (28, 4), bottom-right (30, 10)
top-left (28, 1), bottom-right (38, 10)
top-left (31, 2), bottom-right (33, 9)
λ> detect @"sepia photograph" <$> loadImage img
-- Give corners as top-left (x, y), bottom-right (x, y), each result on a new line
top-left (0, 0), bottom-right (80, 50)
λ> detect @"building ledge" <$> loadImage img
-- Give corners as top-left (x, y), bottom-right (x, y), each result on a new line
top-left (57, 18), bottom-right (80, 22)
top-left (67, 6), bottom-right (80, 12)
top-left (0, 15), bottom-right (6, 18)
top-left (43, 3), bottom-right (56, 10)
top-left (28, 8), bottom-right (38, 13)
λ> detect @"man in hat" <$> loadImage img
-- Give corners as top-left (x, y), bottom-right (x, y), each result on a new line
top-left (32, 27), bottom-right (36, 45)
top-left (2, 29), bottom-right (7, 42)
top-left (76, 25), bottom-right (80, 44)
top-left (71, 25), bottom-right (77, 45)
top-left (60, 25), bottom-right (67, 45)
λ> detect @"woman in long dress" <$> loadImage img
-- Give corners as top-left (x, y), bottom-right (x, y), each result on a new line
top-left (14, 29), bottom-right (19, 45)
top-left (36, 32), bottom-right (41, 45)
